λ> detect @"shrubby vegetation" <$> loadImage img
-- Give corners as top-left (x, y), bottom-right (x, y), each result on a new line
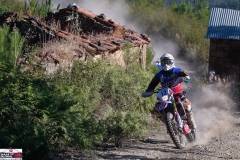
top-left (25, 0), bottom-right (52, 17)
top-left (127, 0), bottom-right (210, 61)
top-left (0, 1), bottom-right (157, 158)
top-left (0, 26), bottom-right (24, 72)
top-left (0, 0), bottom-right (52, 16)
top-left (0, 26), bottom-right (155, 159)
top-left (0, 0), bottom-right (24, 14)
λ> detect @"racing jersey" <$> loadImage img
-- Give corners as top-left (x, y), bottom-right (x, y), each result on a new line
top-left (146, 67), bottom-right (189, 94)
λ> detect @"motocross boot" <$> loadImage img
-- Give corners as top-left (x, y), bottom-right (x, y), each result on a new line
top-left (186, 110), bottom-right (197, 141)
top-left (186, 111), bottom-right (197, 130)
top-left (175, 112), bottom-right (184, 132)
top-left (183, 98), bottom-right (197, 130)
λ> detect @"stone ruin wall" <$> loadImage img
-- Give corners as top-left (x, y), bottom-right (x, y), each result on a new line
top-left (0, 6), bottom-right (151, 74)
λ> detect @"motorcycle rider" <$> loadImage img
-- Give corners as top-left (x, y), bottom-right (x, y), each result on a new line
top-left (142, 53), bottom-right (197, 133)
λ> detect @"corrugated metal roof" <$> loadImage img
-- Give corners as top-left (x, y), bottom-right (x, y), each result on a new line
top-left (207, 8), bottom-right (240, 40)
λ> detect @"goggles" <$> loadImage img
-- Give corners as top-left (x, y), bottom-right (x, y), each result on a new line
top-left (161, 59), bottom-right (173, 65)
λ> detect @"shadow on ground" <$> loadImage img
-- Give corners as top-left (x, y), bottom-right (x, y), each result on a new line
top-left (98, 154), bottom-right (155, 160)
top-left (97, 137), bottom-right (234, 160)
top-left (98, 153), bottom-right (193, 160)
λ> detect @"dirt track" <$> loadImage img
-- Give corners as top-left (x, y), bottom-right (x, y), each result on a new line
top-left (96, 114), bottom-right (240, 160)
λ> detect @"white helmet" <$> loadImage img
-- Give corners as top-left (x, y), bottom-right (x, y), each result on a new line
top-left (67, 3), bottom-right (78, 9)
top-left (160, 53), bottom-right (175, 71)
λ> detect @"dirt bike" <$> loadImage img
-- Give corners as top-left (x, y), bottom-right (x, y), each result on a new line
top-left (153, 87), bottom-right (196, 149)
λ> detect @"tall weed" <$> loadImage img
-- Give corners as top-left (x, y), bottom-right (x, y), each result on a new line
top-left (25, 0), bottom-right (52, 17)
top-left (0, 26), bottom-right (24, 73)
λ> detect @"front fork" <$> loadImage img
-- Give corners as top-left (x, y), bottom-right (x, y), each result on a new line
top-left (163, 102), bottom-right (183, 130)
top-left (174, 101), bottom-right (192, 134)
top-left (173, 103), bottom-right (183, 129)
top-left (154, 101), bottom-right (188, 133)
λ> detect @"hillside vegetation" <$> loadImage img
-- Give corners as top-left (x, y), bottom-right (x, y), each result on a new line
top-left (127, 0), bottom-right (209, 62)
top-left (0, 0), bottom-right (51, 16)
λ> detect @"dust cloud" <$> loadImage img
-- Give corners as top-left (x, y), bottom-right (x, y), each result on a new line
top-left (191, 82), bottom-right (236, 144)
top-left (52, 0), bottom-right (236, 145)
top-left (52, 0), bottom-right (138, 30)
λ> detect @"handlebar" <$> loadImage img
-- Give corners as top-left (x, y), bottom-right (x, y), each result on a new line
top-left (142, 88), bottom-right (161, 98)
top-left (153, 88), bottom-right (161, 93)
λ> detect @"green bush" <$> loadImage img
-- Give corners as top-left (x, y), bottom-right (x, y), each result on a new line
top-left (0, 0), bottom-right (24, 13)
top-left (0, 57), bottom-right (156, 159)
top-left (49, 60), bottom-right (155, 149)
top-left (0, 0), bottom-right (52, 16)
top-left (0, 71), bottom-right (104, 159)
top-left (25, 0), bottom-right (52, 17)
top-left (0, 26), bottom-right (24, 73)
top-left (102, 111), bottom-right (148, 147)
top-left (0, 74), bottom-right (49, 159)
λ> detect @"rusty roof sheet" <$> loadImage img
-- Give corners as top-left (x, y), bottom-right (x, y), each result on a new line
top-left (0, 7), bottom-right (150, 55)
